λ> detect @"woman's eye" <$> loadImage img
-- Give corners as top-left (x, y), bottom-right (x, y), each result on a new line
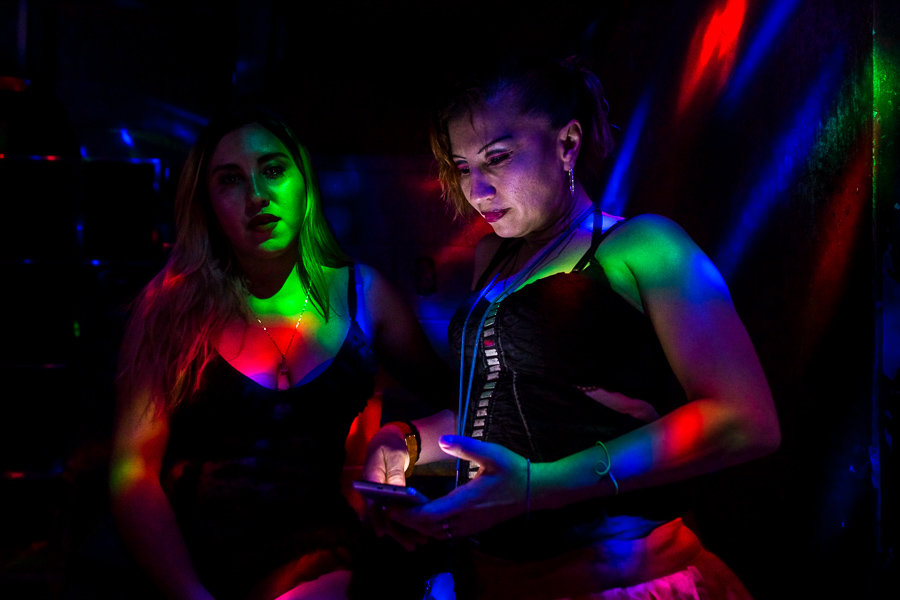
top-left (219, 173), bottom-right (241, 186)
top-left (486, 152), bottom-right (510, 166)
top-left (456, 164), bottom-right (470, 175)
top-left (263, 164), bottom-right (285, 179)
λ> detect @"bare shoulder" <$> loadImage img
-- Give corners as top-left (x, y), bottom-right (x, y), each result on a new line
top-left (600, 213), bottom-right (729, 300)
top-left (354, 263), bottom-right (388, 294)
top-left (600, 214), bottom-right (702, 272)
top-left (601, 214), bottom-right (696, 255)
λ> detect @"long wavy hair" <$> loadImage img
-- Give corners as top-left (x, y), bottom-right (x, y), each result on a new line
top-left (118, 107), bottom-right (350, 415)
top-left (430, 56), bottom-right (615, 217)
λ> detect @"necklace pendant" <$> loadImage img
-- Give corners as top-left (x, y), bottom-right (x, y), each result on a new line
top-left (277, 358), bottom-right (290, 391)
top-left (253, 286), bottom-right (310, 392)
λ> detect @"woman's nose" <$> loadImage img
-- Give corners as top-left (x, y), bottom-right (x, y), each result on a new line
top-left (469, 171), bottom-right (495, 204)
top-left (248, 174), bottom-right (270, 207)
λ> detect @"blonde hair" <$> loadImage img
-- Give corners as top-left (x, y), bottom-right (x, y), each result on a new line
top-left (118, 108), bottom-right (350, 414)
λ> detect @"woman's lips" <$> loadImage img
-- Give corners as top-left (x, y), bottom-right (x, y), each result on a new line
top-left (247, 214), bottom-right (279, 230)
top-left (482, 209), bottom-right (509, 223)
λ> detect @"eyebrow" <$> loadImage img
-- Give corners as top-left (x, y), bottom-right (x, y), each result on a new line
top-left (209, 151), bottom-right (292, 176)
top-left (257, 151), bottom-right (291, 163)
top-left (452, 135), bottom-right (513, 160)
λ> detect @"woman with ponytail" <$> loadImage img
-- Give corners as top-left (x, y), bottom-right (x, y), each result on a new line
top-left (363, 58), bottom-right (780, 599)
top-left (107, 108), bottom-right (454, 600)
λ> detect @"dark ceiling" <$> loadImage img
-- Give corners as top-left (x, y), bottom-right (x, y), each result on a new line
top-left (1, 0), bottom-right (638, 162)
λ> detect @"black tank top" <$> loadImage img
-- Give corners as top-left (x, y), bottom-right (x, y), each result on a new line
top-left (448, 219), bottom-right (690, 560)
top-left (162, 265), bottom-right (377, 598)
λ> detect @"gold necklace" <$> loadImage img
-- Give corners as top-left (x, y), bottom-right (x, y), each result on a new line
top-left (254, 288), bottom-right (311, 391)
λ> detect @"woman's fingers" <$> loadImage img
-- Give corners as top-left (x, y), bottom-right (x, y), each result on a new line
top-left (382, 502), bottom-right (448, 542)
top-left (386, 518), bottom-right (429, 551)
top-left (367, 502), bottom-right (425, 550)
top-left (371, 504), bottom-right (428, 550)
top-left (361, 428), bottom-right (410, 485)
top-left (438, 435), bottom-right (504, 468)
top-left (370, 437), bottom-right (527, 546)
top-left (367, 501), bottom-right (389, 536)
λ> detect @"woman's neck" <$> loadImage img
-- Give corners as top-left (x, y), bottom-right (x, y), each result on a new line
top-left (521, 189), bottom-right (593, 251)
top-left (244, 260), bottom-right (309, 318)
top-left (240, 249), bottom-right (299, 300)
top-left (514, 188), bottom-right (593, 268)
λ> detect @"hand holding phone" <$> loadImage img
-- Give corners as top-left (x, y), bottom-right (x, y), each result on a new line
top-left (352, 480), bottom-right (430, 505)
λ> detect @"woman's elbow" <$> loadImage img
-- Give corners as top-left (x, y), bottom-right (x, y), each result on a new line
top-left (756, 416), bottom-right (781, 456)
top-left (735, 400), bottom-right (781, 459)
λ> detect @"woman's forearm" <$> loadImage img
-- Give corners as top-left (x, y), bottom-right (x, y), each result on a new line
top-left (532, 396), bottom-right (780, 511)
top-left (111, 473), bottom-right (214, 600)
top-left (361, 409), bottom-right (457, 484)
top-left (413, 409), bottom-right (457, 464)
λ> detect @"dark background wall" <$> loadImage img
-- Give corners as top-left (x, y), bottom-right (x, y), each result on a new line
top-left (0, 0), bottom-right (896, 598)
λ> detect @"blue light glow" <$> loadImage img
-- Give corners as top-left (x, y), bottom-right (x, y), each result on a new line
top-left (722, 0), bottom-right (802, 109)
top-left (715, 48), bottom-right (845, 278)
top-left (320, 171), bottom-right (361, 198)
top-left (600, 90), bottom-right (652, 216)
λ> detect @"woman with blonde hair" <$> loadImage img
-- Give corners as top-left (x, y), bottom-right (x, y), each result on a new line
top-left (107, 107), bottom-right (453, 600)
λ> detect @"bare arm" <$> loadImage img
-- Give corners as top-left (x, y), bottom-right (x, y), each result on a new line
top-left (527, 215), bottom-right (779, 507)
top-left (109, 376), bottom-right (214, 600)
top-left (355, 264), bottom-right (456, 482)
top-left (386, 215), bottom-right (780, 538)
top-left (356, 263), bottom-right (456, 413)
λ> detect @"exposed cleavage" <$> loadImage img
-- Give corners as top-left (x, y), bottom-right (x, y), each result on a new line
top-left (217, 310), bottom-right (351, 390)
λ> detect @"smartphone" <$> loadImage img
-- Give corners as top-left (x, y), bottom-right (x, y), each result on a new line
top-left (352, 480), bottom-right (430, 505)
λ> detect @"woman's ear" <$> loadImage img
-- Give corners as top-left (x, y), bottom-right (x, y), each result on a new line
top-left (557, 119), bottom-right (583, 171)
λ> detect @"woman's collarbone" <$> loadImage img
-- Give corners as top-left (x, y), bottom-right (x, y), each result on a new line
top-left (488, 231), bottom-right (592, 300)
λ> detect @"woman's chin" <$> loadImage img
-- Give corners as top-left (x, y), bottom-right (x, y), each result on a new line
top-left (488, 223), bottom-right (522, 239)
top-left (235, 241), bottom-right (298, 265)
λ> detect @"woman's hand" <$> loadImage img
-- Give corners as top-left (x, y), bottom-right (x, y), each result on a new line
top-left (359, 411), bottom-right (457, 550)
top-left (361, 423), bottom-right (410, 486)
top-left (359, 424), bottom-right (427, 548)
top-left (380, 436), bottom-right (529, 548)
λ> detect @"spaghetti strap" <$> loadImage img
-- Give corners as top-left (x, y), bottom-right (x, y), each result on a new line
top-left (572, 207), bottom-right (627, 272)
top-left (347, 264), bottom-right (358, 321)
top-left (475, 238), bottom-right (523, 290)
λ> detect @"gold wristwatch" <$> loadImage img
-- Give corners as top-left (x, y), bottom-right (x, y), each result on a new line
top-left (386, 420), bottom-right (420, 478)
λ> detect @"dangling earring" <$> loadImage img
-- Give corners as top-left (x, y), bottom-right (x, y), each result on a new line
top-left (568, 168), bottom-right (575, 198)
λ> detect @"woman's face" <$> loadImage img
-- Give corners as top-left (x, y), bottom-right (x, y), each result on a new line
top-left (448, 104), bottom-right (572, 241)
top-left (207, 123), bottom-right (306, 264)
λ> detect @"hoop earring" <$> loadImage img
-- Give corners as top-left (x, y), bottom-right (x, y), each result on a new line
top-left (568, 168), bottom-right (575, 198)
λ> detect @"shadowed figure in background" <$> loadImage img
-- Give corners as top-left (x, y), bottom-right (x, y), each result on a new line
top-left (68, 108), bottom-right (453, 600)
top-left (361, 57), bottom-right (781, 600)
